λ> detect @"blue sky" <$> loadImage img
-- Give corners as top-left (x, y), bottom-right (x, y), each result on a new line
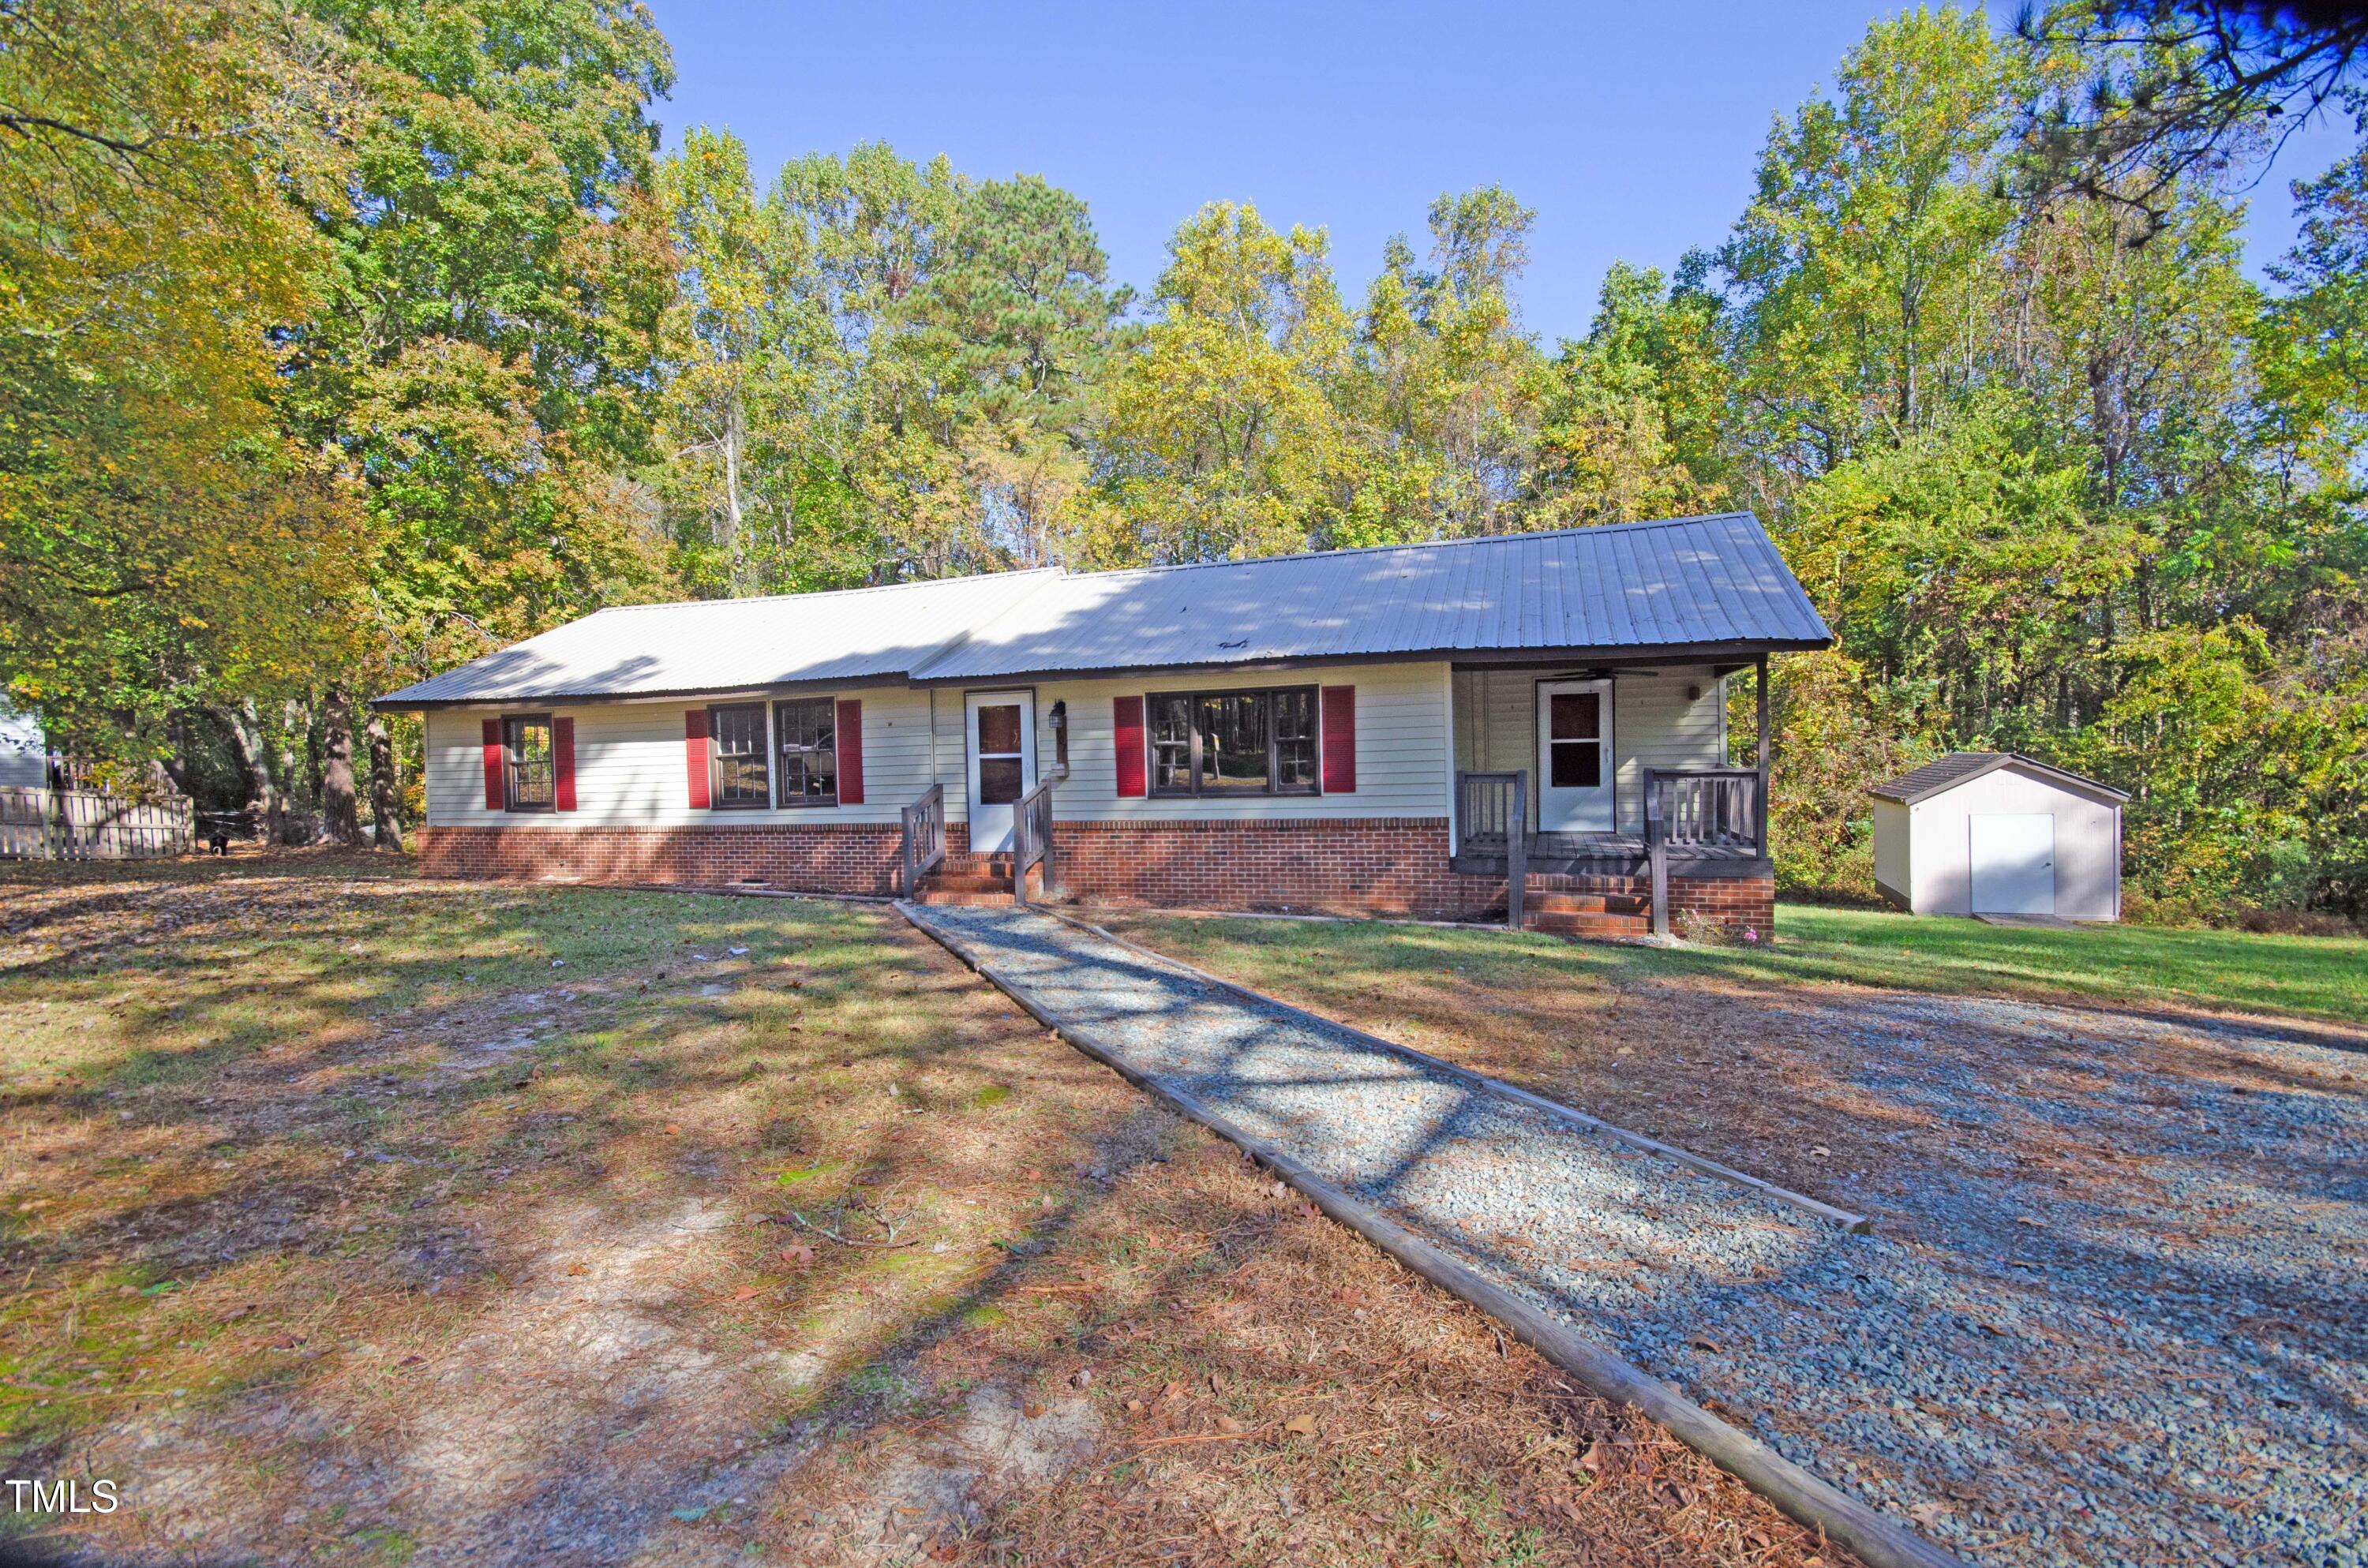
top-left (648, 0), bottom-right (2355, 346)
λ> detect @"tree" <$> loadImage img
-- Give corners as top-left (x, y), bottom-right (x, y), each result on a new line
top-left (1097, 202), bottom-right (1356, 562)
top-left (2264, 89), bottom-right (2368, 442)
top-left (654, 126), bottom-right (783, 594)
top-left (1714, 8), bottom-right (2024, 484)
top-left (905, 173), bottom-right (1133, 567)
top-left (652, 141), bottom-right (1129, 590)
top-left (278, 0), bottom-right (680, 839)
top-left (1332, 188), bottom-right (1544, 544)
top-left (1531, 263), bottom-right (1729, 526)
top-left (2018, 0), bottom-right (2368, 237)
top-left (0, 0), bottom-right (360, 765)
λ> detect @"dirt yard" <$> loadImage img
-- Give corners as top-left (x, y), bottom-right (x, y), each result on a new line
top-left (0, 859), bottom-right (1845, 1568)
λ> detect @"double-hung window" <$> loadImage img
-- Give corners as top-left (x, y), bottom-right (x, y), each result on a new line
top-left (774, 698), bottom-right (837, 806)
top-left (504, 715), bottom-right (554, 810)
top-left (1147, 687), bottom-right (1317, 796)
top-left (709, 702), bottom-right (770, 808)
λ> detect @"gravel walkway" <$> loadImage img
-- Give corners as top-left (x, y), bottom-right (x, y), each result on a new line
top-left (910, 904), bottom-right (2367, 1568)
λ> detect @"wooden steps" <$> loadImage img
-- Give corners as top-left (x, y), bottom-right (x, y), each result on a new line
top-left (1521, 887), bottom-right (1648, 938)
top-left (912, 855), bottom-right (1021, 906)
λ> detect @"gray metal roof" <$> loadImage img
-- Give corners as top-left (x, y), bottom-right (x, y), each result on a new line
top-left (374, 570), bottom-right (1058, 706)
top-left (377, 514), bottom-right (1831, 707)
top-left (1871, 753), bottom-right (2130, 805)
top-left (914, 513), bottom-right (1828, 681)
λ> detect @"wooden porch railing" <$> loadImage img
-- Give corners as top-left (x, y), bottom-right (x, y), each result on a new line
top-left (899, 784), bottom-right (945, 896)
top-left (1012, 777), bottom-right (1058, 906)
top-left (1643, 768), bottom-right (1763, 936)
top-left (0, 786), bottom-right (192, 861)
top-left (1454, 769), bottom-right (1528, 930)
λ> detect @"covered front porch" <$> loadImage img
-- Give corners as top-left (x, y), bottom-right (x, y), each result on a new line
top-left (1446, 654), bottom-right (1773, 935)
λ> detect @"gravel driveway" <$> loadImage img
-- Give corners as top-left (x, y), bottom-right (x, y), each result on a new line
top-left (909, 904), bottom-right (2366, 1568)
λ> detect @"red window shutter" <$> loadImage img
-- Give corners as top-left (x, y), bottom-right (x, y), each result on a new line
top-left (1321, 686), bottom-right (1356, 793)
top-left (553, 717), bottom-right (577, 812)
top-left (834, 699), bottom-right (864, 803)
top-left (481, 718), bottom-right (504, 810)
top-left (684, 709), bottom-right (710, 809)
top-left (1113, 696), bottom-right (1146, 798)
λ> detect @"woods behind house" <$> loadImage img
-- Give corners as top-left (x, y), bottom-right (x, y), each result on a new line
top-left (2, 0), bottom-right (2362, 921)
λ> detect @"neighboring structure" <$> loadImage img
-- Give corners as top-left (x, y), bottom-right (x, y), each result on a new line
top-left (375, 513), bottom-right (1833, 937)
top-left (1871, 754), bottom-right (2127, 922)
top-left (0, 698), bottom-right (45, 790)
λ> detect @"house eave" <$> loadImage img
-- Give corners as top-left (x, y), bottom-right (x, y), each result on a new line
top-left (905, 637), bottom-right (1832, 688)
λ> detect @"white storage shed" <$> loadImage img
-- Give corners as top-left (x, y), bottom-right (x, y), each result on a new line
top-left (1871, 754), bottom-right (2127, 921)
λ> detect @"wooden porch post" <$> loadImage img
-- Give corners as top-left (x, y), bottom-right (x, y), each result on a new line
top-left (1507, 772), bottom-right (1527, 931)
top-left (1755, 654), bottom-right (1770, 849)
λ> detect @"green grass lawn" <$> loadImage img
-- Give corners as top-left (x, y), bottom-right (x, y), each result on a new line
top-left (1116, 901), bottom-right (2368, 1031)
top-left (1748, 903), bottom-right (2368, 1027)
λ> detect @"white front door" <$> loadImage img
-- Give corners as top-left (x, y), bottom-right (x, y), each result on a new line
top-left (965, 690), bottom-right (1037, 854)
top-left (1969, 814), bottom-right (2055, 914)
top-left (1536, 679), bottom-right (1614, 833)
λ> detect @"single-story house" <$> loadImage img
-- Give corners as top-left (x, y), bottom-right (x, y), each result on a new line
top-left (1870, 753), bottom-right (2127, 921)
top-left (374, 512), bottom-right (1833, 937)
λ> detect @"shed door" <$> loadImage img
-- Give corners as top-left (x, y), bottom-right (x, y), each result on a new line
top-left (1969, 814), bottom-right (2054, 915)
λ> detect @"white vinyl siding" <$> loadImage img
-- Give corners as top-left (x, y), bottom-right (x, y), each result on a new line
top-left (931, 661), bottom-right (1452, 825)
top-left (422, 687), bottom-right (933, 828)
top-left (431, 661), bottom-right (1759, 835)
top-left (1451, 666), bottom-right (1728, 835)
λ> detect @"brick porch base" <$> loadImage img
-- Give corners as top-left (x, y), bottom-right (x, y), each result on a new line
top-left (415, 819), bottom-right (1774, 934)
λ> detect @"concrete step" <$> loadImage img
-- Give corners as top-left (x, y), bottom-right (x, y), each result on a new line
top-left (1525, 910), bottom-right (1648, 938)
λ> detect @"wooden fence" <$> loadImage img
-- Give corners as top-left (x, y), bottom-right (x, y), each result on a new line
top-left (0, 787), bottom-right (194, 860)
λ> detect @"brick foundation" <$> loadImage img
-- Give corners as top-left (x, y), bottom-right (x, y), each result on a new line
top-left (417, 822), bottom-right (910, 895)
top-left (1664, 870), bottom-right (1776, 937)
top-left (1032, 818), bottom-right (1493, 919)
top-left (418, 818), bottom-right (1775, 934)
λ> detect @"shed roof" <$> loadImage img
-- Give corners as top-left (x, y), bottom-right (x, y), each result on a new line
top-left (377, 512), bottom-right (1831, 708)
top-left (1871, 753), bottom-right (2130, 806)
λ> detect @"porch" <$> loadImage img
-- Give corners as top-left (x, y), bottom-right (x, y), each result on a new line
top-left (1447, 654), bottom-right (1772, 937)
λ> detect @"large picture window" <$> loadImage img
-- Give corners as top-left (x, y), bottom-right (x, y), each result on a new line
top-left (774, 698), bottom-right (837, 806)
top-left (504, 714), bottom-right (554, 810)
top-left (1147, 687), bottom-right (1317, 796)
top-left (709, 703), bottom-right (770, 808)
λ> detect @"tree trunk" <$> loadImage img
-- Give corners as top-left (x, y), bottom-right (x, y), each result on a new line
top-left (320, 686), bottom-right (361, 845)
top-left (222, 699), bottom-right (284, 844)
top-left (721, 391), bottom-right (747, 591)
top-left (293, 695), bottom-right (322, 810)
top-left (161, 712), bottom-right (198, 799)
top-left (366, 715), bottom-right (403, 854)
